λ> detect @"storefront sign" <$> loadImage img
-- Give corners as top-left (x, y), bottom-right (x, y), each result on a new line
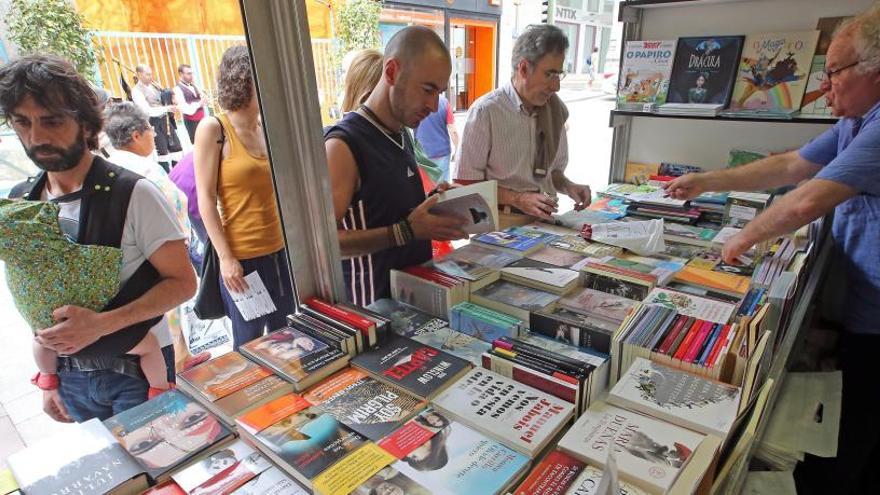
top-left (556, 5), bottom-right (589, 22)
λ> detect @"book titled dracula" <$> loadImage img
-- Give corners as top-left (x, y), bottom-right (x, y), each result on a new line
top-left (432, 368), bottom-right (575, 457)
top-left (666, 36), bottom-right (745, 105)
top-left (609, 358), bottom-right (741, 438)
top-left (558, 402), bottom-right (704, 493)
top-left (618, 40), bottom-right (677, 109)
top-left (239, 326), bottom-right (346, 382)
top-left (103, 390), bottom-right (233, 483)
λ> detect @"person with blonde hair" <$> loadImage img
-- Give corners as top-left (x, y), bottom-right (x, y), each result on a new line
top-left (341, 49), bottom-right (384, 114)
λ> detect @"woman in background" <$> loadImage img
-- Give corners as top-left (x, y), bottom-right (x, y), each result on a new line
top-left (194, 46), bottom-right (295, 349)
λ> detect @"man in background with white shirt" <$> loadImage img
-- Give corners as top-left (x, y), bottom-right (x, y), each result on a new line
top-left (131, 64), bottom-right (181, 172)
top-left (455, 24), bottom-right (591, 227)
top-left (173, 64), bottom-right (207, 143)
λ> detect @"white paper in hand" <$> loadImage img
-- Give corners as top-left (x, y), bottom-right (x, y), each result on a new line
top-left (596, 448), bottom-right (621, 495)
top-left (231, 271), bottom-right (278, 321)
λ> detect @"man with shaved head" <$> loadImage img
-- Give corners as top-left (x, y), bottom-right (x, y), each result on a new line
top-left (664, 6), bottom-right (880, 492)
top-left (325, 26), bottom-right (466, 306)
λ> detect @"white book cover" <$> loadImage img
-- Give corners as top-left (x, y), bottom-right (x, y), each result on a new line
top-left (432, 368), bottom-right (574, 457)
top-left (172, 439), bottom-right (271, 492)
top-left (608, 358), bottom-right (741, 438)
top-left (558, 402), bottom-right (704, 493)
top-left (502, 265), bottom-right (580, 288)
top-left (430, 180), bottom-right (498, 234)
top-left (566, 464), bottom-right (649, 495)
top-left (618, 40), bottom-right (677, 109)
top-left (233, 466), bottom-right (308, 495)
top-left (643, 287), bottom-right (736, 324)
top-left (560, 287), bottom-right (639, 323)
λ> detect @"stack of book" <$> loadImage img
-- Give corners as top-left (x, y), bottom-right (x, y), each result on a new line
top-left (432, 368), bottom-right (575, 458)
top-left (350, 335), bottom-right (472, 401)
top-left (581, 259), bottom-right (658, 301)
top-left (500, 258), bottom-right (581, 295)
top-left (691, 191), bottom-right (729, 224)
top-left (470, 279), bottom-right (560, 322)
top-left (483, 335), bottom-right (607, 416)
top-left (432, 242), bottom-right (517, 281)
top-left (558, 401), bottom-right (722, 494)
top-left (657, 102), bottom-right (725, 116)
top-left (303, 296), bottom-right (388, 349)
top-left (662, 222), bottom-right (719, 247)
top-left (177, 352), bottom-right (295, 427)
top-left (240, 325), bottom-right (350, 392)
top-left (513, 449), bottom-right (646, 495)
top-left (390, 266), bottom-right (469, 319)
top-left (449, 301), bottom-right (524, 343)
top-left (472, 226), bottom-right (558, 256)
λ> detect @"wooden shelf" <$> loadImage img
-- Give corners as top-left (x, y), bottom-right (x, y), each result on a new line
top-left (611, 109), bottom-right (838, 125)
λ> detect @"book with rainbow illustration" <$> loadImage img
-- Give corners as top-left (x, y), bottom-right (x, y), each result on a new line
top-left (730, 31), bottom-right (820, 113)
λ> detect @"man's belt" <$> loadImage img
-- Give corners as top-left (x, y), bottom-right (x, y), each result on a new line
top-left (57, 354), bottom-right (145, 381)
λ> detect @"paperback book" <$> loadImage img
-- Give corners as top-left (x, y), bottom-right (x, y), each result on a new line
top-left (529, 307), bottom-right (617, 354)
top-left (171, 439), bottom-right (272, 494)
top-left (409, 323), bottom-right (492, 366)
top-left (8, 418), bottom-right (149, 495)
top-left (253, 408), bottom-right (366, 487)
top-left (432, 368), bottom-right (575, 457)
top-left (177, 352), bottom-right (294, 426)
top-left (302, 368), bottom-right (425, 441)
top-left (231, 467), bottom-right (307, 495)
top-left (559, 287), bottom-right (638, 325)
top-left (240, 326), bottom-right (348, 390)
top-left (351, 335), bottom-right (472, 400)
top-left (428, 180), bottom-right (498, 234)
top-left (104, 390), bottom-right (233, 483)
top-left (366, 408), bottom-right (530, 495)
top-left (558, 402), bottom-right (704, 493)
top-left (608, 358), bottom-right (741, 438)
top-left (666, 36), bottom-right (745, 106)
top-left (366, 298), bottom-right (448, 337)
top-left (471, 279), bottom-right (560, 322)
top-left (473, 227), bottom-right (557, 255)
top-left (643, 287), bottom-right (737, 324)
top-left (501, 257), bottom-right (581, 294)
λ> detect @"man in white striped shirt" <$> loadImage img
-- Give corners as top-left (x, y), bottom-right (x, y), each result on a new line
top-left (455, 24), bottom-right (590, 221)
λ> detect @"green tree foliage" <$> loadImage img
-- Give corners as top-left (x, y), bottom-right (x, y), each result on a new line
top-left (334, 0), bottom-right (382, 67)
top-left (4, 0), bottom-right (101, 80)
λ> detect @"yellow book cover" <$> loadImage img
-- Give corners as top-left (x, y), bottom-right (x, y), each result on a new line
top-left (0, 469), bottom-right (17, 495)
top-left (624, 162), bottom-right (660, 184)
top-left (675, 266), bottom-right (750, 296)
top-left (312, 443), bottom-right (396, 495)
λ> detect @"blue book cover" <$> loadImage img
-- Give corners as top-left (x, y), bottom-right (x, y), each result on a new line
top-left (474, 227), bottom-right (557, 252)
top-left (666, 36), bottom-right (745, 105)
top-left (452, 306), bottom-right (518, 343)
top-left (356, 412), bottom-right (529, 495)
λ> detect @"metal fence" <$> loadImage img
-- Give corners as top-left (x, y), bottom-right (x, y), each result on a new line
top-left (92, 31), bottom-right (338, 121)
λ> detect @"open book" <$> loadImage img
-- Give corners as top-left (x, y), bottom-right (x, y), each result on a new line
top-left (429, 180), bottom-right (498, 233)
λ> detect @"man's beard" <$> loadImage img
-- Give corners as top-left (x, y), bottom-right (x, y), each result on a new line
top-left (25, 130), bottom-right (87, 172)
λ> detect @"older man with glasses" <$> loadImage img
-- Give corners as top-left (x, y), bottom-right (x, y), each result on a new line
top-left (665, 6), bottom-right (880, 493)
top-left (454, 24), bottom-right (591, 228)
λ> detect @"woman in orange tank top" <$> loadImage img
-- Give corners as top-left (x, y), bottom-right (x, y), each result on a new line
top-left (193, 46), bottom-right (294, 349)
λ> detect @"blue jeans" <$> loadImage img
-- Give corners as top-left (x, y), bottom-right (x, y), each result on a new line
top-left (58, 345), bottom-right (176, 422)
top-left (431, 154), bottom-right (451, 183)
top-left (219, 249), bottom-right (296, 350)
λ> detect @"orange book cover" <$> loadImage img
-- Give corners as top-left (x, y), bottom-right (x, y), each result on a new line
top-left (178, 352), bottom-right (271, 401)
top-left (302, 367), bottom-right (368, 405)
top-left (674, 266), bottom-right (750, 295)
top-left (624, 162), bottom-right (661, 184)
top-left (236, 393), bottom-right (310, 435)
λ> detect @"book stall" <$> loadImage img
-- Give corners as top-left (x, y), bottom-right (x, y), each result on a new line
top-left (1, 0), bottom-right (869, 494)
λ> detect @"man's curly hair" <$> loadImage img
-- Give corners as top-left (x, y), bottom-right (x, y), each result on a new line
top-left (217, 45), bottom-right (254, 111)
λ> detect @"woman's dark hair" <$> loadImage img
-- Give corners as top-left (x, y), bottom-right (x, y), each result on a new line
top-left (0, 54), bottom-right (103, 149)
top-left (404, 433), bottom-right (449, 472)
top-left (217, 45), bottom-right (254, 111)
top-left (414, 412), bottom-right (450, 430)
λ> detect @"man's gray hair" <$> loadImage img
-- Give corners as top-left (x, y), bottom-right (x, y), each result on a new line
top-left (104, 101), bottom-right (151, 148)
top-left (836, 4), bottom-right (880, 75)
top-left (511, 24), bottom-right (569, 74)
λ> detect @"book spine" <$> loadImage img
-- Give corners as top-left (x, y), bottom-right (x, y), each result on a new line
top-left (683, 321), bottom-right (714, 363)
top-left (697, 323), bottom-right (723, 366)
top-left (672, 319), bottom-right (703, 361)
top-left (482, 353), bottom-right (579, 405)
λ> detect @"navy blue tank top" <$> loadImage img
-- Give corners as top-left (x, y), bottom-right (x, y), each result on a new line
top-left (325, 111), bottom-right (432, 306)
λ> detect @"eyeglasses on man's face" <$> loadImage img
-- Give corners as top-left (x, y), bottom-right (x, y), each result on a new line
top-left (818, 61), bottom-right (859, 82)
